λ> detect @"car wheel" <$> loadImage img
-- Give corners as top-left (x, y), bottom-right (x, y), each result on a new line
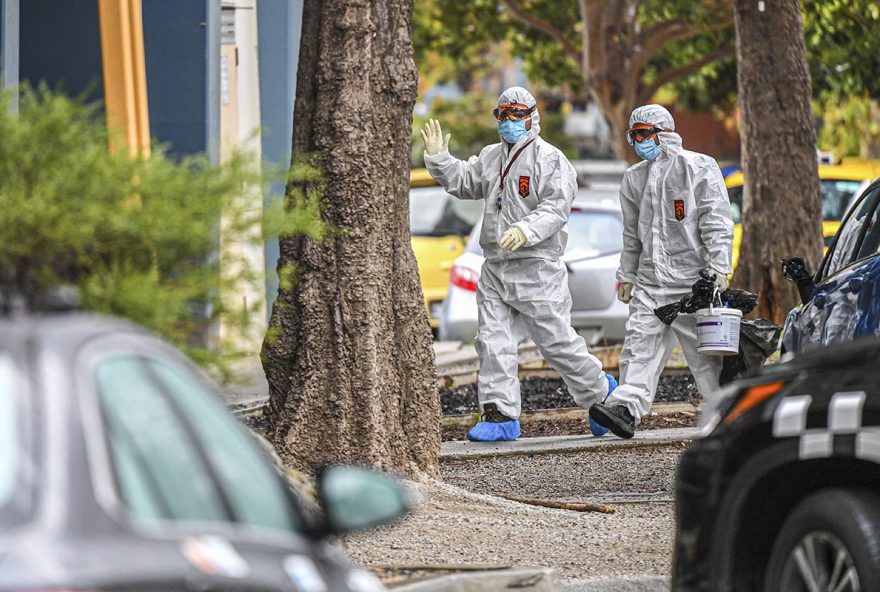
top-left (764, 489), bottom-right (880, 592)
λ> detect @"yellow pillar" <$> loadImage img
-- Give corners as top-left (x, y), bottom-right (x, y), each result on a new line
top-left (98, 0), bottom-right (150, 157)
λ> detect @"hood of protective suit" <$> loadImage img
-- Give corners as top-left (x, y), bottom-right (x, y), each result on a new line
top-left (498, 86), bottom-right (541, 137)
top-left (628, 104), bottom-right (675, 132)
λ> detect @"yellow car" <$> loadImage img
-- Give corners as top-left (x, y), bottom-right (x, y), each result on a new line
top-left (410, 168), bottom-right (483, 331)
top-left (725, 159), bottom-right (880, 270)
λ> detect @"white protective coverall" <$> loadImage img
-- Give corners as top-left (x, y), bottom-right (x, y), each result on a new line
top-left (425, 87), bottom-right (609, 419)
top-left (605, 104), bottom-right (734, 422)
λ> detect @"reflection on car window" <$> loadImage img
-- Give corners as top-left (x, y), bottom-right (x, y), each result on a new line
top-left (0, 354), bottom-right (16, 508)
top-left (824, 188), bottom-right (880, 278)
top-left (96, 357), bottom-right (228, 526)
top-left (146, 359), bottom-right (301, 533)
top-left (566, 211), bottom-right (624, 259)
top-left (727, 186), bottom-right (743, 224)
top-left (409, 187), bottom-right (483, 236)
top-left (854, 188), bottom-right (880, 261)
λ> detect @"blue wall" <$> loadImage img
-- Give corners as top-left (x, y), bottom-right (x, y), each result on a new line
top-left (19, 0), bottom-right (103, 102)
top-left (142, 0), bottom-right (209, 157)
top-left (259, 0), bottom-right (302, 310)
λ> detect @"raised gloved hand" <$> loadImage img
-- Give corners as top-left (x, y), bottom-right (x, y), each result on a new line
top-left (499, 225), bottom-right (528, 251)
top-left (617, 282), bottom-right (634, 304)
top-left (420, 118), bottom-right (450, 157)
top-left (708, 266), bottom-right (730, 291)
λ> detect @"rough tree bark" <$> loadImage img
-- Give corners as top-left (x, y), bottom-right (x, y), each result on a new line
top-left (732, 0), bottom-right (822, 323)
top-left (262, 0), bottom-right (440, 478)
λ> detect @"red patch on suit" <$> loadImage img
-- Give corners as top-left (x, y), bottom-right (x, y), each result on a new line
top-left (674, 199), bottom-right (685, 221)
top-left (518, 176), bottom-right (530, 198)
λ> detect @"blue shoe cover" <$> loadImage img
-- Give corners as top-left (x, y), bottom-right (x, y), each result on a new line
top-left (467, 420), bottom-right (521, 442)
top-left (590, 374), bottom-right (618, 437)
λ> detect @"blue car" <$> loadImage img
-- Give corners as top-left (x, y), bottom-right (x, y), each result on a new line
top-left (783, 178), bottom-right (880, 353)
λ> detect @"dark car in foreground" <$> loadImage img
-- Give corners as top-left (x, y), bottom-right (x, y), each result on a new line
top-left (673, 338), bottom-right (880, 591)
top-left (0, 311), bottom-right (404, 591)
top-left (782, 178), bottom-right (880, 354)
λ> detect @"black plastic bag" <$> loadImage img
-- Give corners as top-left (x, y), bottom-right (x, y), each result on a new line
top-left (653, 271), bottom-right (758, 325)
top-left (719, 319), bottom-right (782, 385)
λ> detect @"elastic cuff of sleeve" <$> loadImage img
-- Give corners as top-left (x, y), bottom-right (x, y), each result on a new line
top-left (424, 150), bottom-right (450, 162)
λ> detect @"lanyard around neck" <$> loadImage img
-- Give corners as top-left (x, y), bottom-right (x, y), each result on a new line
top-left (498, 138), bottom-right (536, 191)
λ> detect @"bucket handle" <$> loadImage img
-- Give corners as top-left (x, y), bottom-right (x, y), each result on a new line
top-left (710, 287), bottom-right (723, 314)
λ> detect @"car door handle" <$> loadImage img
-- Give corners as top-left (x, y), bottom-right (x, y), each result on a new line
top-left (847, 276), bottom-right (865, 293)
top-left (813, 292), bottom-right (827, 309)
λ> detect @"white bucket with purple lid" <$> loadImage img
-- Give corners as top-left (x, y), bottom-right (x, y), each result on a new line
top-left (695, 304), bottom-right (742, 356)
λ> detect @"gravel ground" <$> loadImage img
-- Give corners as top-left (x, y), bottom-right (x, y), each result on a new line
top-left (439, 374), bottom-right (698, 415)
top-left (345, 443), bottom-right (686, 582)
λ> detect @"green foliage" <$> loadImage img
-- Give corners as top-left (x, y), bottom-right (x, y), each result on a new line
top-left (414, 0), bottom-right (880, 117)
top-left (0, 86), bottom-right (324, 365)
top-left (804, 0), bottom-right (880, 100)
top-left (411, 92), bottom-right (576, 167)
top-left (816, 96), bottom-right (880, 158)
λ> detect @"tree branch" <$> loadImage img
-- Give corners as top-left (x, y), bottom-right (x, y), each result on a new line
top-left (499, 0), bottom-right (582, 67)
top-left (637, 45), bottom-right (735, 105)
top-left (633, 15), bottom-right (734, 76)
top-left (577, 0), bottom-right (591, 86)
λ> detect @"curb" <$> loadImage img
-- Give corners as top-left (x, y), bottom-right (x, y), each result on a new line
top-left (561, 576), bottom-right (670, 591)
top-left (440, 428), bottom-right (699, 460)
top-left (390, 567), bottom-right (559, 591)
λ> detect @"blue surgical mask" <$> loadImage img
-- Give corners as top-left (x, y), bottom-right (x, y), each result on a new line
top-left (498, 119), bottom-right (528, 144)
top-left (634, 137), bottom-right (661, 161)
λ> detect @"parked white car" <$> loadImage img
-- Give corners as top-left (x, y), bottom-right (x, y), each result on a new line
top-left (439, 188), bottom-right (628, 344)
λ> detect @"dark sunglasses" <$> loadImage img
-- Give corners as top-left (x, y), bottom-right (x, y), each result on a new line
top-left (493, 105), bottom-right (535, 122)
top-left (628, 126), bottom-right (663, 143)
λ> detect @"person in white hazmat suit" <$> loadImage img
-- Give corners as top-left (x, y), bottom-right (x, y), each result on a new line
top-left (588, 104), bottom-right (734, 439)
top-left (421, 86), bottom-right (616, 441)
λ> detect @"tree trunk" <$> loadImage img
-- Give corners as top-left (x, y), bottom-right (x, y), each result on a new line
top-left (731, 0), bottom-right (822, 324)
top-left (262, 0), bottom-right (440, 479)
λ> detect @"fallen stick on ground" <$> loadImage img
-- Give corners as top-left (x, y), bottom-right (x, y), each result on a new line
top-left (499, 494), bottom-right (615, 514)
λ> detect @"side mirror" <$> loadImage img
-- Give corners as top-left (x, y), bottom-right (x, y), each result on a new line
top-left (317, 466), bottom-right (410, 535)
top-left (780, 257), bottom-right (816, 305)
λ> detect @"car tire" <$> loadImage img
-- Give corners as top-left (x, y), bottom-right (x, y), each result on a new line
top-left (764, 488), bottom-right (880, 592)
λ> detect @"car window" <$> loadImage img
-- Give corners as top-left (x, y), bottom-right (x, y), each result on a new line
top-left (566, 210), bottom-right (624, 259)
top-left (409, 186), bottom-right (483, 237)
top-left (823, 187), bottom-right (880, 279)
top-left (727, 179), bottom-right (866, 225)
top-left (96, 357), bottom-right (229, 527)
top-left (822, 179), bottom-right (864, 220)
top-left (728, 185), bottom-right (743, 224)
top-left (853, 187), bottom-right (880, 261)
top-left (0, 354), bottom-right (16, 508)
top-left (145, 359), bottom-right (301, 533)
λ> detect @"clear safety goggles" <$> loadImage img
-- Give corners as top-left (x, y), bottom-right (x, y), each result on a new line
top-left (493, 104), bottom-right (535, 122)
top-left (627, 126), bottom-right (663, 145)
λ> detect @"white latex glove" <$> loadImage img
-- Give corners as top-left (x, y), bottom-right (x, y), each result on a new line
top-left (499, 226), bottom-right (528, 251)
top-left (617, 282), bottom-right (634, 304)
top-left (420, 118), bottom-right (450, 157)
top-left (708, 266), bottom-right (730, 291)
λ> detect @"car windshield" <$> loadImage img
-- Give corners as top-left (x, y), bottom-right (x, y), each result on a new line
top-left (463, 209), bottom-right (623, 258)
top-left (728, 179), bottom-right (866, 223)
top-left (566, 210), bottom-right (624, 260)
top-left (409, 187), bottom-right (484, 237)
